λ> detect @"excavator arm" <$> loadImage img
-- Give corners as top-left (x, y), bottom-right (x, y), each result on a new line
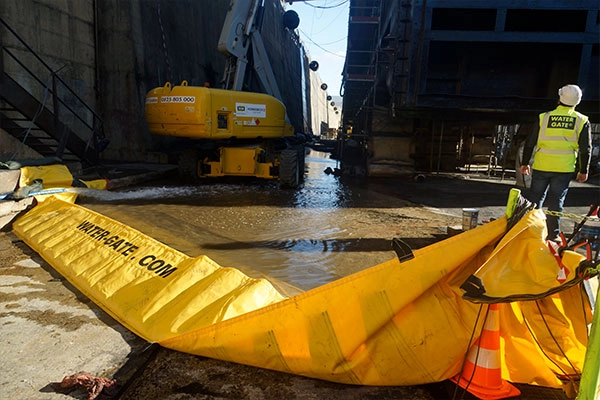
top-left (218, 0), bottom-right (283, 102)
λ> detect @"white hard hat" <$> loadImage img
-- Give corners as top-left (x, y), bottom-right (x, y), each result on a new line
top-left (558, 84), bottom-right (582, 106)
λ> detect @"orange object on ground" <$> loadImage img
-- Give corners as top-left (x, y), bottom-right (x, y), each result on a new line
top-left (451, 304), bottom-right (521, 399)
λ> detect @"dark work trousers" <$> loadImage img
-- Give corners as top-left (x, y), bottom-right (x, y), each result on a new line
top-left (526, 169), bottom-right (573, 240)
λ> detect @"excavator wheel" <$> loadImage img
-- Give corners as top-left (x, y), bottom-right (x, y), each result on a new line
top-left (279, 148), bottom-right (300, 188)
top-left (298, 145), bottom-right (306, 183)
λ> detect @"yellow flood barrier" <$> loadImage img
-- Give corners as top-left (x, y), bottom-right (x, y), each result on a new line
top-left (12, 196), bottom-right (590, 387)
top-left (18, 164), bottom-right (108, 203)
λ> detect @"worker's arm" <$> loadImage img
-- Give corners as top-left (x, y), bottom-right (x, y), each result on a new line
top-left (519, 128), bottom-right (539, 176)
top-left (576, 121), bottom-right (592, 182)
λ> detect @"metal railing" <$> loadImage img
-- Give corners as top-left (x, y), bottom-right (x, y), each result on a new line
top-left (0, 15), bottom-right (107, 162)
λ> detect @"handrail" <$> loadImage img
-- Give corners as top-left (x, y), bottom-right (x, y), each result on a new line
top-left (0, 15), bottom-right (106, 161)
top-left (3, 47), bottom-right (96, 133)
top-left (0, 16), bottom-right (55, 74)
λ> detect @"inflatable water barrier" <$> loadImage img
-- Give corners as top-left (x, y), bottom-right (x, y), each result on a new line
top-left (12, 195), bottom-right (597, 389)
top-left (1, 163), bottom-right (109, 230)
top-left (3, 164), bottom-right (108, 204)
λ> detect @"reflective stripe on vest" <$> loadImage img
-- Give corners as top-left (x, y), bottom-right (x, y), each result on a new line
top-left (533, 108), bottom-right (587, 172)
top-left (537, 112), bottom-right (578, 155)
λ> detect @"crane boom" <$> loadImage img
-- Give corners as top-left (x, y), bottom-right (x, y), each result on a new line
top-left (218, 0), bottom-right (283, 102)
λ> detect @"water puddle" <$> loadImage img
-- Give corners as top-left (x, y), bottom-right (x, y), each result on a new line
top-left (77, 151), bottom-right (448, 291)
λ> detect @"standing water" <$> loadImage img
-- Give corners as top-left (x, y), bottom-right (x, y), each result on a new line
top-left (76, 151), bottom-right (456, 293)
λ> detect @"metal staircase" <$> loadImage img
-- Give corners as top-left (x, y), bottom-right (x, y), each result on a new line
top-left (0, 16), bottom-right (107, 165)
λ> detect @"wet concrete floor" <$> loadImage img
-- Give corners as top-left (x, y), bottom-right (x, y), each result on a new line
top-left (76, 151), bottom-right (464, 293)
top-left (2, 149), bottom-right (598, 399)
top-left (75, 150), bottom-right (599, 293)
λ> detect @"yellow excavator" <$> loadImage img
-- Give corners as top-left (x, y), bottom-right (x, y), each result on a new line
top-left (145, 0), bottom-right (306, 187)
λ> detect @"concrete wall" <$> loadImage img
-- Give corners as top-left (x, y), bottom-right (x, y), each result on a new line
top-left (96, 0), bottom-right (308, 161)
top-left (0, 129), bottom-right (42, 160)
top-left (0, 0), bottom-right (96, 102)
top-left (309, 70), bottom-right (327, 135)
top-left (308, 72), bottom-right (342, 136)
top-left (94, 0), bottom-right (231, 161)
top-left (0, 0), bottom-right (97, 161)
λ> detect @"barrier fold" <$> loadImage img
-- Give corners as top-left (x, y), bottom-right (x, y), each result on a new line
top-left (12, 196), bottom-right (591, 388)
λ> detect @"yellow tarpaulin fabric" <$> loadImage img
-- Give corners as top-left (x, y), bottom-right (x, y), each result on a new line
top-left (19, 164), bottom-right (73, 188)
top-left (470, 209), bottom-right (586, 299)
top-left (12, 196), bottom-right (591, 387)
top-left (80, 178), bottom-right (109, 190)
top-left (18, 164), bottom-right (108, 202)
top-left (12, 197), bottom-right (285, 342)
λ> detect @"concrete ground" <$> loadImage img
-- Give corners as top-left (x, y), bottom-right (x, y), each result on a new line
top-left (0, 235), bottom-right (148, 399)
top-left (0, 163), bottom-right (175, 400)
top-left (0, 166), bottom-right (597, 400)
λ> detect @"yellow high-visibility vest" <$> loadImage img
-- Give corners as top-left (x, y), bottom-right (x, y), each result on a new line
top-left (533, 105), bottom-right (588, 172)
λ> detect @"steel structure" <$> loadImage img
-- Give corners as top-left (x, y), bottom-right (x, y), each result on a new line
top-left (341, 0), bottom-right (599, 175)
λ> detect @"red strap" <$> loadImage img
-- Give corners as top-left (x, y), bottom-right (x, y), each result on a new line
top-left (547, 241), bottom-right (570, 284)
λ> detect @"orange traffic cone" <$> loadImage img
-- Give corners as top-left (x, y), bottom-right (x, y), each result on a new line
top-left (451, 303), bottom-right (521, 399)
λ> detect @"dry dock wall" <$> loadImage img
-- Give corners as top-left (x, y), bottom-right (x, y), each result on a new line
top-left (0, 0), bottom-right (97, 160)
top-left (341, 0), bottom-right (600, 176)
top-left (0, 1), bottom-right (96, 105)
top-left (1, 0), bottom-right (310, 162)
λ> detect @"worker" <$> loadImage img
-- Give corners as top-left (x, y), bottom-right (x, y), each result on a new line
top-left (520, 84), bottom-right (592, 241)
